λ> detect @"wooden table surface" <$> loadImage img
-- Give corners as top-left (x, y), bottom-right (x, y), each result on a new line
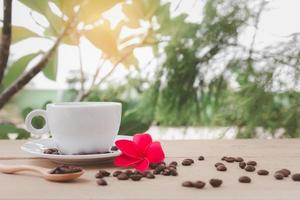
top-left (0, 139), bottom-right (299, 200)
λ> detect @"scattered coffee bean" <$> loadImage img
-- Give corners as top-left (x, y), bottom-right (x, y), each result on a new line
top-left (133, 170), bottom-right (143, 176)
top-left (215, 162), bottom-right (224, 168)
top-left (239, 161), bottom-right (246, 169)
top-left (95, 173), bottom-right (103, 178)
top-left (182, 181), bottom-right (194, 187)
top-left (186, 158), bottom-right (194, 163)
top-left (274, 173), bottom-right (284, 180)
top-left (225, 157), bottom-right (235, 163)
top-left (44, 148), bottom-right (60, 155)
top-left (235, 157), bottom-right (244, 162)
top-left (49, 165), bottom-right (82, 174)
top-left (125, 170), bottom-right (133, 176)
top-left (169, 161), bottom-right (178, 167)
top-left (117, 172), bottom-right (129, 180)
top-left (149, 163), bottom-right (159, 169)
top-left (292, 174), bottom-right (300, 181)
top-left (130, 174), bottom-right (143, 181)
top-left (162, 169), bottom-right (171, 176)
top-left (245, 165), bottom-right (256, 172)
top-left (169, 168), bottom-right (178, 176)
top-left (221, 156), bottom-right (227, 161)
top-left (209, 179), bottom-right (223, 187)
top-left (193, 181), bottom-right (206, 189)
top-left (198, 156), bottom-right (205, 161)
top-left (98, 170), bottom-right (110, 177)
top-left (111, 146), bottom-right (118, 151)
top-left (257, 169), bottom-right (269, 176)
top-left (246, 161), bottom-right (257, 166)
top-left (182, 159), bottom-right (193, 166)
top-left (239, 176), bottom-right (251, 183)
top-left (275, 170), bottom-right (288, 177)
top-left (160, 161), bottom-right (166, 166)
top-left (279, 169), bottom-right (291, 177)
top-left (97, 178), bottom-right (107, 186)
top-left (146, 173), bottom-right (155, 179)
top-left (112, 170), bottom-right (122, 177)
top-left (216, 165), bottom-right (227, 171)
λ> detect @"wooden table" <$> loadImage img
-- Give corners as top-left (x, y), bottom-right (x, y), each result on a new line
top-left (0, 139), bottom-right (299, 200)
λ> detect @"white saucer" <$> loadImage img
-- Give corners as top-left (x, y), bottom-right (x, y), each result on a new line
top-left (21, 135), bottom-right (132, 165)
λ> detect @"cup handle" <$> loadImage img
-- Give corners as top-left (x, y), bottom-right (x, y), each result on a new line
top-left (25, 109), bottom-right (49, 136)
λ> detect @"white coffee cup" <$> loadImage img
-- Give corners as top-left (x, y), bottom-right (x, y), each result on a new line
top-left (25, 102), bottom-right (122, 155)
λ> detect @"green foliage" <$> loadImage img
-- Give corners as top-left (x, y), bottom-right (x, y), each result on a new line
top-left (42, 50), bottom-right (58, 81)
top-left (3, 53), bottom-right (39, 88)
top-left (0, 123), bottom-right (30, 139)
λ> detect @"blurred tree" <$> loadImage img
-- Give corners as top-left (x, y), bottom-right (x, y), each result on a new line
top-left (0, 0), bottom-right (156, 109)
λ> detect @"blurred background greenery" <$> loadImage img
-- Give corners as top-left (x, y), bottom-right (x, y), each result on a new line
top-left (0, 0), bottom-right (299, 139)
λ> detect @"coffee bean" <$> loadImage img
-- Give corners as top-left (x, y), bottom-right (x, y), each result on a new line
top-left (239, 161), bottom-right (246, 169)
top-left (182, 159), bottom-right (193, 166)
top-left (182, 181), bottom-right (194, 187)
top-left (221, 156), bottom-right (227, 161)
top-left (246, 161), bottom-right (257, 166)
top-left (186, 158), bottom-right (194, 163)
top-left (141, 171), bottom-right (150, 177)
top-left (215, 162), bottom-right (224, 168)
top-left (274, 173), bottom-right (284, 180)
top-left (257, 169), bottom-right (269, 176)
top-left (245, 165), bottom-right (256, 172)
top-left (112, 170), bottom-right (122, 177)
top-left (149, 163), bottom-right (159, 169)
top-left (292, 174), bottom-right (300, 181)
top-left (225, 157), bottom-right (235, 163)
top-left (239, 176), bottom-right (251, 183)
top-left (97, 178), bottom-right (107, 186)
top-left (117, 172), bottom-right (129, 180)
top-left (216, 165), bottom-right (227, 171)
top-left (235, 157), bottom-right (244, 162)
top-left (160, 161), bottom-right (166, 166)
top-left (169, 161), bottom-right (178, 166)
top-left (95, 173), bottom-right (104, 178)
top-left (49, 165), bottom-right (82, 174)
top-left (198, 156), bottom-right (205, 161)
top-left (44, 148), bottom-right (60, 155)
top-left (146, 173), bottom-right (155, 179)
top-left (133, 170), bottom-right (143, 176)
top-left (280, 169), bottom-right (291, 177)
top-left (111, 146), bottom-right (118, 151)
top-left (130, 174), bottom-right (142, 181)
top-left (170, 170), bottom-right (178, 176)
top-left (193, 181), bottom-right (206, 189)
top-left (274, 170), bottom-right (287, 178)
top-left (209, 179), bottom-right (223, 187)
top-left (154, 165), bottom-right (166, 174)
top-left (98, 170), bottom-right (110, 177)
top-left (125, 170), bottom-right (133, 176)
top-left (162, 169), bottom-right (171, 176)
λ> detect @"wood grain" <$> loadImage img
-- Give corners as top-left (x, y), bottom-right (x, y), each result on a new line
top-left (0, 139), bottom-right (299, 200)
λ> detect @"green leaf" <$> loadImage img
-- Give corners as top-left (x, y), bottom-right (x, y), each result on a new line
top-left (0, 26), bottom-right (39, 44)
top-left (19, 0), bottom-right (49, 14)
top-left (3, 53), bottom-right (39, 88)
top-left (0, 123), bottom-right (30, 139)
top-left (43, 50), bottom-right (58, 81)
top-left (84, 20), bottom-right (119, 56)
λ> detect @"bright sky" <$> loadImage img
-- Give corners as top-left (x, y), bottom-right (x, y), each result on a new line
top-left (1, 0), bottom-right (300, 89)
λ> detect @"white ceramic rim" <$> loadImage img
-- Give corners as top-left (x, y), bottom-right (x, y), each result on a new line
top-left (47, 102), bottom-right (121, 108)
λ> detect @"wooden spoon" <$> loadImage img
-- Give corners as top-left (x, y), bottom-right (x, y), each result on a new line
top-left (0, 164), bottom-right (84, 182)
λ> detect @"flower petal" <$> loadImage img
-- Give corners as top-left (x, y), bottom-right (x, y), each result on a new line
top-left (135, 158), bottom-right (149, 172)
top-left (114, 154), bottom-right (141, 167)
top-left (115, 139), bottom-right (142, 158)
top-left (145, 141), bottom-right (165, 163)
top-left (133, 133), bottom-right (153, 153)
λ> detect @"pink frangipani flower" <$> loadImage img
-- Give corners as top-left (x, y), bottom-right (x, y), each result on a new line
top-left (114, 133), bottom-right (165, 171)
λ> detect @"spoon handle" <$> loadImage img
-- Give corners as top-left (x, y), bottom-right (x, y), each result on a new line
top-left (0, 164), bottom-right (46, 175)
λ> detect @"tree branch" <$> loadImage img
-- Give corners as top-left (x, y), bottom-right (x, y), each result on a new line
top-left (0, 0), bottom-right (12, 85)
top-left (0, 19), bottom-right (72, 109)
